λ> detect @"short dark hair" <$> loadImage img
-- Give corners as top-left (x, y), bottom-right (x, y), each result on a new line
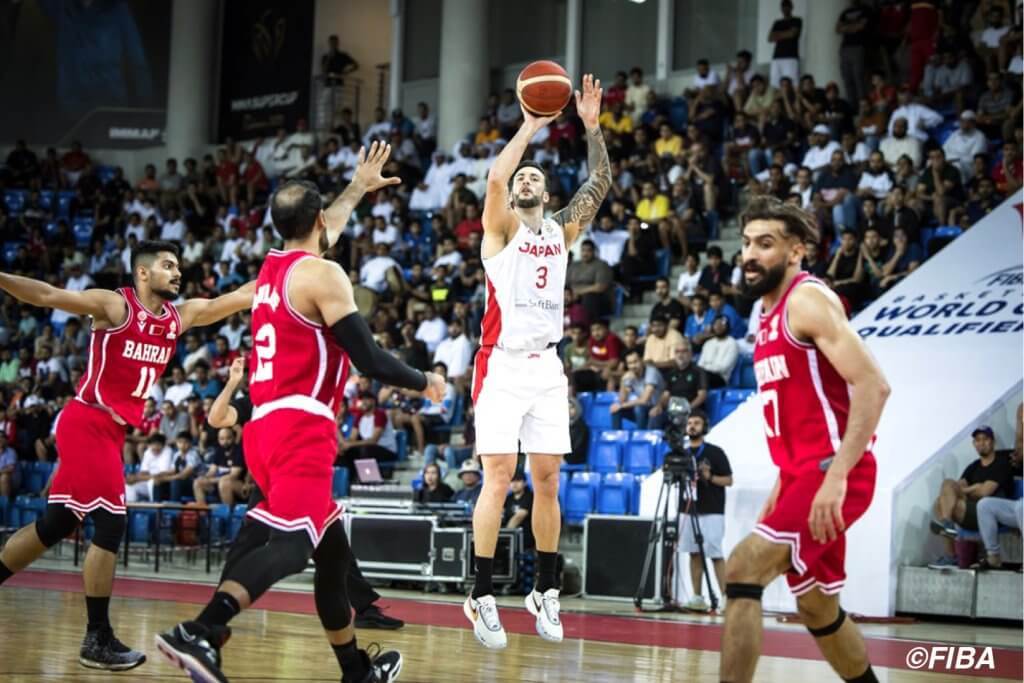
top-left (689, 409), bottom-right (709, 429)
top-left (697, 58), bottom-right (709, 67)
top-left (270, 180), bottom-right (323, 240)
top-left (176, 431), bottom-right (193, 442)
top-left (737, 50), bottom-right (752, 61)
top-left (509, 160), bottom-right (548, 192)
top-left (581, 239), bottom-right (597, 251)
top-left (707, 245), bottom-right (723, 259)
top-left (741, 195), bottom-right (820, 245)
top-left (132, 240), bottom-right (181, 274)
top-left (650, 314), bottom-right (669, 325)
top-left (147, 433), bottom-right (167, 446)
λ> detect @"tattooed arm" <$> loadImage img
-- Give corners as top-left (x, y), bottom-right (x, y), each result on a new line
top-left (552, 74), bottom-right (611, 246)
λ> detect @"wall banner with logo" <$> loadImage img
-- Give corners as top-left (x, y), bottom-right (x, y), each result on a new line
top-left (217, 0), bottom-right (315, 141)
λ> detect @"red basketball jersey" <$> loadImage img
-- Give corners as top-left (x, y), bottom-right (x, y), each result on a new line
top-left (752, 272), bottom-right (872, 475)
top-left (248, 249), bottom-right (349, 420)
top-left (77, 287), bottom-right (181, 428)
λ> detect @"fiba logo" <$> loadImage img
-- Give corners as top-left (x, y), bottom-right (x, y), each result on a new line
top-left (250, 9), bottom-right (286, 63)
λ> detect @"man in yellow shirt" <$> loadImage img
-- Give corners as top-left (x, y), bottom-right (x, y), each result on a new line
top-left (636, 181), bottom-right (670, 222)
top-left (654, 124), bottom-right (684, 158)
top-left (599, 102), bottom-right (634, 135)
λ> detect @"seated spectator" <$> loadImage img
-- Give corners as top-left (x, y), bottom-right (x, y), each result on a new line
top-left (697, 316), bottom-right (739, 388)
top-left (854, 97), bottom-right (887, 151)
top-left (707, 292), bottom-right (744, 340)
top-left (504, 471), bottom-right (535, 549)
top-left (636, 182), bottom-right (670, 222)
top-left (684, 294), bottom-right (714, 351)
top-left (651, 341), bottom-right (708, 428)
top-left (415, 304), bottom-right (447, 355)
top-left (567, 240), bottom-right (614, 321)
top-left (654, 124), bottom-right (684, 159)
top-left (360, 241), bottom-right (402, 294)
top-left (879, 118), bottom-right (923, 171)
top-left (589, 215), bottom-right (630, 269)
top-left (921, 47), bottom-right (971, 112)
top-left (453, 459), bottom-right (483, 508)
top-left (611, 350), bottom-right (664, 429)
top-left (827, 229), bottom-right (866, 309)
top-left (619, 215), bottom-right (663, 286)
top-left (190, 363), bottom-right (222, 401)
top-left (917, 148), bottom-right (964, 225)
top-left (599, 102), bottom-right (633, 135)
top-left (432, 319), bottom-right (474, 388)
top-left (971, 495), bottom-right (1023, 571)
top-left (976, 72), bottom-right (1016, 141)
top-left (801, 125), bottom-right (842, 174)
top-left (697, 246), bottom-right (733, 297)
top-left (192, 427), bottom-right (247, 505)
top-left (0, 433), bottom-right (19, 497)
top-left (165, 431), bottom-right (203, 493)
top-left (887, 87), bottom-right (941, 142)
top-left (164, 366), bottom-right (196, 407)
top-left (649, 277), bottom-right (686, 329)
top-left (992, 141), bottom-right (1023, 196)
top-left (125, 433), bottom-right (174, 503)
top-left (942, 111), bottom-right (988, 183)
top-left (814, 149), bottom-right (860, 231)
top-left (643, 315), bottom-right (686, 376)
top-left (415, 462), bottom-right (454, 503)
top-left (341, 391), bottom-right (399, 477)
top-left (676, 253), bottom-right (701, 308)
top-left (929, 426), bottom-right (1015, 569)
top-left (158, 399), bottom-right (190, 441)
top-left (856, 151), bottom-right (895, 200)
top-left (392, 362), bottom-right (456, 455)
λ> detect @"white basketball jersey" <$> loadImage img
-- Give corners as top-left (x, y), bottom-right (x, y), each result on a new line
top-left (481, 218), bottom-right (567, 351)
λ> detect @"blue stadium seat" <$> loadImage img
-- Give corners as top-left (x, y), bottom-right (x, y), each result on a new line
top-left (1014, 478), bottom-right (1023, 500)
top-left (590, 430), bottom-right (629, 473)
top-left (564, 472), bottom-right (599, 524)
top-left (44, 221), bottom-right (59, 238)
top-left (411, 475), bottom-right (423, 491)
top-left (710, 389), bottom-right (754, 425)
top-left (3, 242), bottom-right (24, 266)
top-left (95, 165), bottom-right (117, 185)
top-left (17, 461), bottom-right (33, 494)
top-left (227, 506), bottom-right (246, 541)
top-left (38, 190), bottom-right (55, 211)
top-left (395, 429), bottom-right (408, 462)
top-left (730, 355), bottom-right (756, 388)
top-left (576, 392), bottom-right (594, 417)
top-left (597, 472), bottom-right (634, 514)
top-left (56, 191), bottom-right (75, 219)
top-left (584, 391), bottom-right (617, 430)
top-left (431, 394), bottom-right (464, 439)
top-left (669, 96), bottom-right (688, 131)
top-left (130, 509), bottom-right (153, 543)
top-left (27, 461), bottom-right (53, 495)
top-left (705, 389), bottom-right (724, 425)
top-left (632, 473), bottom-right (648, 515)
top-left (332, 466), bottom-right (350, 498)
top-left (624, 430), bottom-right (661, 474)
top-left (0, 495), bottom-right (8, 526)
top-left (72, 219), bottom-right (94, 248)
top-left (3, 189), bottom-right (27, 215)
top-left (925, 226), bottom-right (962, 257)
top-left (209, 504), bottom-right (232, 542)
top-left (15, 496), bottom-right (46, 526)
top-left (558, 471), bottom-right (569, 509)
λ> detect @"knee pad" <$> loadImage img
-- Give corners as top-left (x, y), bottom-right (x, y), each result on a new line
top-left (312, 521), bottom-right (354, 631)
top-left (807, 606), bottom-right (847, 638)
top-left (725, 583), bottom-right (764, 602)
top-left (34, 504), bottom-right (80, 548)
top-left (219, 518), bottom-right (271, 583)
top-left (90, 510), bottom-right (126, 553)
top-left (225, 528), bottom-right (313, 600)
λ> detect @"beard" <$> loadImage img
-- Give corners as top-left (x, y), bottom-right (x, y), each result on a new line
top-left (514, 194), bottom-right (541, 209)
top-left (739, 260), bottom-right (787, 299)
top-left (152, 285), bottom-right (178, 301)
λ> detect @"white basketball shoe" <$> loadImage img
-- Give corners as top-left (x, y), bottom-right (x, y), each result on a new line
top-left (525, 588), bottom-right (563, 642)
top-left (464, 594), bottom-right (508, 649)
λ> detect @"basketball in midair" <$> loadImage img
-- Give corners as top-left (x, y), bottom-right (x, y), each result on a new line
top-left (516, 61), bottom-right (572, 117)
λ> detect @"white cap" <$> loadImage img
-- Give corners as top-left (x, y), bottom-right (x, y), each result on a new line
top-left (812, 124), bottom-right (830, 135)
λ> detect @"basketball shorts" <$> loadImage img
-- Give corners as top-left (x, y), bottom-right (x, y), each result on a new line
top-left (472, 345), bottom-right (570, 456)
top-left (49, 399), bottom-right (129, 518)
top-left (243, 408), bottom-right (344, 548)
top-left (754, 454), bottom-right (876, 597)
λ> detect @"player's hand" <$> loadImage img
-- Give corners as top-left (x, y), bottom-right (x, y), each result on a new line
top-left (422, 371), bottom-right (445, 403)
top-left (352, 141), bottom-right (402, 192)
top-left (228, 357), bottom-right (246, 384)
top-left (808, 473), bottom-right (847, 543)
top-left (520, 105), bottom-right (560, 132)
top-left (575, 73), bottom-right (603, 131)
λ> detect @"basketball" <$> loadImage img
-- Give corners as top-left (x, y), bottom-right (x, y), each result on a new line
top-left (516, 60), bottom-right (572, 116)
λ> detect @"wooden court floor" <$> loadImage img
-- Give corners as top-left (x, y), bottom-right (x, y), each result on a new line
top-left (0, 570), bottom-right (1020, 682)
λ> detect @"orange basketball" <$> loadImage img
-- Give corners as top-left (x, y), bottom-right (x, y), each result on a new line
top-left (516, 61), bottom-right (573, 116)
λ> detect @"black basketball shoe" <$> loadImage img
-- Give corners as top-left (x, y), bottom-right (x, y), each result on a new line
top-left (344, 644), bottom-right (403, 683)
top-left (354, 604), bottom-right (405, 630)
top-left (79, 626), bottom-right (146, 671)
top-left (155, 621), bottom-right (232, 683)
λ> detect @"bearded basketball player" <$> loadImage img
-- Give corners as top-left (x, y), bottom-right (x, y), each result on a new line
top-left (464, 74), bottom-right (611, 648)
top-left (0, 241), bottom-right (254, 670)
top-left (719, 197), bottom-right (890, 683)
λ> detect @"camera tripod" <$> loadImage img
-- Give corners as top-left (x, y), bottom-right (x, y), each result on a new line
top-left (633, 459), bottom-right (719, 612)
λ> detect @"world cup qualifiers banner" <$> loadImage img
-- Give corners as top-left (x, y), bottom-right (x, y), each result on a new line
top-left (218, 0), bottom-right (315, 141)
top-left (0, 0), bottom-right (171, 149)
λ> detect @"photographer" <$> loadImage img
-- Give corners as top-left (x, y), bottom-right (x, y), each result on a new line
top-left (679, 410), bottom-right (732, 612)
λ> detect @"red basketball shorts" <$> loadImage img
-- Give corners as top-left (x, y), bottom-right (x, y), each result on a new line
top-left (242, 409), bottom-right (343, 547)
top-left (49, 399), bottom-right (129, 518)
top-left (754, 454), bottom-right (876, 596)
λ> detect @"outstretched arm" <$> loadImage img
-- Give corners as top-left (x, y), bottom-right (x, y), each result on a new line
top-left (0, 272), bottom-right (124, 326)
top-left (178, 280), bottom-right (256, 331)
top-left (208, 357), bottom-right (245, 428)
top-left (551, 74), bottom-right (611, 246)
top-left (322, 141), bottom-right (401, 251)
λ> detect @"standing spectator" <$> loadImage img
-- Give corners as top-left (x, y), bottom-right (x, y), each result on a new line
top-left (836, 0), bottom-right (871, 104)
top-left (321, 34), bottom-right (358, 85)
top-left (768, 0), bottom-right (802, 88)
top-left (697, 317), bottom-right (739, 388)
top-left (906, 0), bottom-right (940, 91)
top-left (943, 112), bottom-right (988, 183)
top-left (888, 87), bottom-right (942, 142)
top-left (929, 426), bottom-right (1014, 568)
top-left (679, 411), bottom-right (732, 612)
top-left (651, 342), bottom-right (708, 427)
top-left (611, 350), bottom-right (664, 430)
top-left (977, 5), bottom-right (1011, 75)
top-left (567, 240), bottom-right (614, 321)
top-left (625, 67), bottom-right (652, 124)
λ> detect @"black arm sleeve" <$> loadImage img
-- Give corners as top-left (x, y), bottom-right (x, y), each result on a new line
top-left (330, 312), bottom-right (428, 391)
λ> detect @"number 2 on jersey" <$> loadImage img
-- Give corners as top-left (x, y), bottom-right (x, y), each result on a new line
top-left (130, 367), bottom-right (157, 398)
top-left (535, 266), bottom-right (548, 289)
top-left (251, 323), bottom-right (276, 382)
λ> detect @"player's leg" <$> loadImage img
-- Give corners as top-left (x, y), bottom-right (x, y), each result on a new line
top-left (471, 451), bottom-right (517, 595)
top-left (797, 589), bottom-right (877, 682)
top-left (0, 503), bottom-right (77, 583)
top-left (719, 533), bottom-right (791, 683)
top-left (350, 553), bottom-right (404, 629)
top-left (217, 486), bottom-right (269, 583)
top-left (314, 520), bottom-right (402, 683)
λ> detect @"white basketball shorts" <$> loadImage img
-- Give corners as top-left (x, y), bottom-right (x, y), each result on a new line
top-left (472, 345), bottom-right (571, 456)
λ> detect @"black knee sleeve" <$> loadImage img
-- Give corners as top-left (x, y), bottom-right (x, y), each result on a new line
top-left (312, 521), bottom-right (354, 631)
top-left (89, 510), bottom-right (126, 553)
top-left (219, 518), bottom-right (271, 583)
top-left (34, 504), bottom-right (80, 548)
top-left (807, 606), bottom-right (847, 638)
top-left (222, 527), bottom-right (313, 602)
top-left (725, 583), bottom-right (764, 601)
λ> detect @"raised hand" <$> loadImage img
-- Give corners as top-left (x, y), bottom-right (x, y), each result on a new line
top-left (575, 73), bottom-right (603, 131)
top-left (520, 104), bottom-right (561, 133)
top-left (351, 141), bottom-right (402, 192)
top-left (228, 356), bottom-right (245, 384)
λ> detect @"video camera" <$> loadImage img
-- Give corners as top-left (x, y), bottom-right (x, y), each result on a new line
top-left (662, 396), bottom-right (696, 482)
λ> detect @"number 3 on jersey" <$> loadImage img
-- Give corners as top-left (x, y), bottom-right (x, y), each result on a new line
top-left (535, 266), bottom-right (548, 289)
top-left (252, 323), bottom-right (276, 382)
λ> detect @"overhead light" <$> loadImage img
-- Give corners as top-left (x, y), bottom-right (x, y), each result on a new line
top-left (627, 0), bottom-right (647, 3)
